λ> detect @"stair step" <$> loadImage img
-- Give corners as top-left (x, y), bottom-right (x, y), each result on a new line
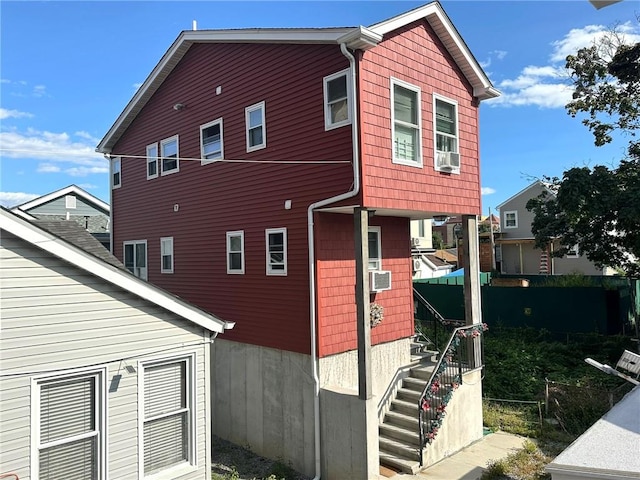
top-left (379, 423), bottom-right (420, 445)
top-left (396, 387), bottom-right (421, 403)
top-left (379, 450), bottom-right (421, 475)
top-left (390, 398), bottom-right (418, 416)
top-left (379, 435), bottom-right (420, 461)
top-left (402, 376), bottom-right (428, 392)
top-left (410, 364), bottom-right (436, 380)
top-left (384, 410), bottom-right (419, 430)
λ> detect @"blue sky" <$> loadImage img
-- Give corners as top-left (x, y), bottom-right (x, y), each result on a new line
top-left (1, 0), bottom-right (638, 215)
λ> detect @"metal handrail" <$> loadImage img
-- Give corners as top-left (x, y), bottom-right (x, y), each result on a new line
top-left (417, 323), bottom-right (486, 466)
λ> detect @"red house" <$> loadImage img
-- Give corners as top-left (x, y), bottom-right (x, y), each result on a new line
top-left (97, 2), bottom-right (497, 478)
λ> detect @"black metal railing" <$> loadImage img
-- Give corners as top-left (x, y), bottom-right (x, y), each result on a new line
top-left (417, 323), bottom-right (487, 466)
top-left (413, 287), bottom-right (464, 352)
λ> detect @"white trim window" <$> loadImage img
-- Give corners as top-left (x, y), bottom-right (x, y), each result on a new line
top-left (32, 369), bottom-right (106, 480)
top-left (391, 78), bottom-right (422, 167)
top-left (433, 94), bottom-right (460, 173)
top-left (245, 102), bottom-right (266, 152)
top-left (139, 355), bottom-right (195, 477)
top-left (266, 228), bottom-right (287, 275)
top-left (160, 135), bottom-right (179, 175)
top-left (161, 237), bottom-right (174, 273)
top-left (368, 226), bottom-right (382, 270)
top-left (323, 69), bottom-right (351, 130)
top-left (112, 157), bottom-right (121, 189)
top-left (124, 240), bottom-right (148, 280)
top-left (566, 244), bottom-right (579, 258)
top-left (226, 230), bottom-right (245, 274)
top-left (200, 118), bottom-right (223, 164)
top-left (147, 143), bottom-right (159, 179)
top-left (65, 195), bottom-right (77, 209)
top-left (504, 211), bottom-right (518, 229)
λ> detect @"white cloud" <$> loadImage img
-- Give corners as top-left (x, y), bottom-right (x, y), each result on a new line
top-left (0, 191), bottom-right (40, 208)
top-left (488, 22), bottom-right (640, 109)
top-left (480, 50), bottom-right (508, 69)
top-left (481, 187), bottom-right (496, 196)
top-left (33, 85), bottom-right (47, 97)
top-left (37, 163), bottom-right (61, 173)
top-left (77, 183), bottom-right (99, 190)
top-left (0, 108), bottom-right (33, 120)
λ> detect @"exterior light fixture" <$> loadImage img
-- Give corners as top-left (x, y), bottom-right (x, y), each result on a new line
top-left (173, 103), bottom-right (186, 111)
top-left (432, 215), bottom-right (449, 223)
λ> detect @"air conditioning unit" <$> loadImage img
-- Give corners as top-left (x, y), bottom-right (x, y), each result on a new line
top-left (412, 258), bottom-right (422, 271)
top-left (411, 237), bottom-right (421, 247)
top-left (437, 151), bottom-right (460, 170)
top-left (369, 270), bottom-right (392, 292)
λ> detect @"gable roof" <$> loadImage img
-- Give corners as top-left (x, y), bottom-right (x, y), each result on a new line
top-left (0, 208), bottom-right (234, 334)
top-left (496, 180), bottom-right (556, 211)
top-left (96, 1), bottom-right (498, 154)
top-left (13, 184), bottom-right (110, 214)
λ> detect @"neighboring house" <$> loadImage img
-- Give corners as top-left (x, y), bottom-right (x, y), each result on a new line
top-left (496, 181), bottom-right (615, 275)
top-left (0, 208), bottom-right (234, 480)
top-left (410, 218), bottom-right (434, 250)
top-left (432, 215), bottom-right (462, 247)
top-left (11, 184), bottom-right (111, 249)
top-left (96, 2), bottom-right (498, 477)
top-left (412, 252), bottom-right (455, 279)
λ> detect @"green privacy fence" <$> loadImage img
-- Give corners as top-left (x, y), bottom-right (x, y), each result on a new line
top-left (413, 279), bottom-right (639, 335)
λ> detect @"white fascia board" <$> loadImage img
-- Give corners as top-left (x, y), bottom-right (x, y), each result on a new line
top-left (15, 185), bottom-right (110, 213)
top-left (496, 180), bottom-right (556, 211)
top-left (1, 209), bottom-right (234, 333)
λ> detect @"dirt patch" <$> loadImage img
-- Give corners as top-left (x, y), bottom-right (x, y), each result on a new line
top-left (211, 435), bottom-right (311, 480)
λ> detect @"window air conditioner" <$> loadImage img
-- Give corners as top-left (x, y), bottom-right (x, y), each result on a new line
top-left (411, 237), bottom-right (421, 247)
top-left (369, 270), bottom-right (392, 292)
top-left (437, 151), bottom-right (460, 170)
top-left (412, 258), bottom-right (422, 271)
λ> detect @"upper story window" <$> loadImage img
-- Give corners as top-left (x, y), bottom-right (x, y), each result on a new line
top-left (160, 135), bottom-right (179, 175)
top-left (323, 69), bottom-right (351, 130)
top-left (201, 118), bottom-right (223, 164)
top-left (434, 94), bottom-right (460, 173)
top-left (112, 157), bottom-right (121, 189)
top-left (567, 244), bottom-right (579, 258)
top-left (245, 102), bottom-right (266, 152)
top-left (65, 195), bottom-right (77, 209)
top-left (161, 237), bottom-right (174, 273)
top-left (124, 240), bottom-right (148, 280)
top-left (368, 226), bottom-right (382, 270)
top-left (504, 211), bottom-right (518, 229)
top-left (266, 228), bottom-right (287, 276)
top-left (391, 78), bottom-right (422, 167)
top-left (147, 143), bottom-right (159, 179)
top-left (226, 230), bottom-right (245, 274)
top-left (33, 369), bottom-right (106, 480)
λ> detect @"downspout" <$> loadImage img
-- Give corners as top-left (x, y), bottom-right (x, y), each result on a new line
top-left (307, 42), bottom-right (359, 480)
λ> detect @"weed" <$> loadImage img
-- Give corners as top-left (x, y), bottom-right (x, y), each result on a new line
top-left (267, 459), bottom-right (297, 480)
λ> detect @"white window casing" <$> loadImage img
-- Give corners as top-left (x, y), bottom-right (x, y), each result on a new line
top-left (368, 226), bottom-right (382, 270)
top-left (391, 77), bottom-right (422, 167)
top-left (65, 195), bottom-right (77, 209)
top-left (323, 69), bottom-right (352, 130)
top-left (226, 230), bottom-right (245, 274)
top-left (160, 135), bottom-right (179, 175)
top-left (124, 240), bottom-right (148, 280)
top-left (245, 102), bottom-right (266, 152)
top-left (504, 211), bottom-right (518, 229)
top-left (433, 93), bottom-right (460, 174)
top-left (200, 118), bottom-right (224, 164)
top-left (147, 143), bottom-right (159, 179)
top-left (161, 237), bottom-right (174, 273)
top-left (266, 228), bottom-right (287, 275)
top-left (112, 157), bottom-right (122, 189)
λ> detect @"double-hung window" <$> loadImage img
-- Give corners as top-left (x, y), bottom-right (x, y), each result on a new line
top-left (434, 94), bottom-right (460, 172)
top-left (504, 211), bottom-right (518, 229)
top-left (34, 369), bottom-right (105, 480)
top-left (266, 228), bottom-right (287, 275)
top-left (200, 118), bottom-right (223, 164)
top-left (112, 157), bottom-right (121, 189)
top-left (226, 231), bottom-right (245, 274)
top-left (140, 356), bottom-right (194, 476)
top-left (147, 143), bottom-right (159, 179)
top-left (161, 237), bottom-right (174, 273)
top-left (368, 227), bottom-right (382, 270)
top-left (124, 240), bottom-right (148, 280)
top-left (160, 135), bottom-right (179, 175)
top-left (391, 78), bottom-right (422, 167)
top-left (323, 69), bottom-right (351, 130)
top-left (245, 102), bottom-right (266, 152)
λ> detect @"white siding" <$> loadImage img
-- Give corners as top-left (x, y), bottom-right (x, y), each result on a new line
top-left (0, 231), bottom-right (210, 480)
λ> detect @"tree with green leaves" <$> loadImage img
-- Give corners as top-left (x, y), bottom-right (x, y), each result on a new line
top-left (527, 25), bottom-right (640, 276)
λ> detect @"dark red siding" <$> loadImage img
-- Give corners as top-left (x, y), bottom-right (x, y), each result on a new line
top-left (359, 20), bottom-right (482, 215)
top-left (112, 43), bottom-right (354, 354)
top-left (315, 213), bottom-right (414, 357)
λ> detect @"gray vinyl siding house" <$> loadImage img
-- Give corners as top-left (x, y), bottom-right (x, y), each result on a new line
top-left (0, 208), bottom-right (233, 480)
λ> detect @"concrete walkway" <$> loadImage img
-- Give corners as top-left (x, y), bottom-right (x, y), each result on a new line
top-left (383, 432), bottom-right (528, 480)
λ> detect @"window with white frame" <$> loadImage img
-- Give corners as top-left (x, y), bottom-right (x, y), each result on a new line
top-left (245, 102), bottom-right (266, 152)
top-left (200, 118), bottom-right (223, 163)
top-left (368, 227), bottom-right (382, 270)
top-left (504, 211), bottom-right (518, 229)
top-left (140, 356), bottom-right (194, 476)
top-left (124, 240), bottom-right (148, 280)
top-left (160, 135), bottom-right (179, 175)
top-left (112, 157), bottom-right (121, 189)
top-left (566, 244), bottom-right (579, 258)
top-left (266, 228), bottom-right (287, 275)
top-left (147, 143), bottom-right (159, 179)
top-left (323, 69), bottom-right (351, 130)
top-left (226, 231), bottom-right (245, 274)
top-left (34, 369), bottom-right (105, 480)
top-left (391, 78), bottom-right (422, 166)
top-left (161, 237), bottom-right (174, 273)
top-left (65, 195), bottom-right (77, 209)
top-left (434, 95), bottom-right (460, 172)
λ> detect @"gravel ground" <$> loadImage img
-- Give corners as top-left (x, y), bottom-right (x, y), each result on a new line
top-left (211, 436), bottom-right (311, 480)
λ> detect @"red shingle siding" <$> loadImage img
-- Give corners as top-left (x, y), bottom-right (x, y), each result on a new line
top-left (359, 20), bottom-right (481, 215)
top-left (111, 42), bottom-right (355, 354)
top-left (316, 213), bottom-right (414, 357)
